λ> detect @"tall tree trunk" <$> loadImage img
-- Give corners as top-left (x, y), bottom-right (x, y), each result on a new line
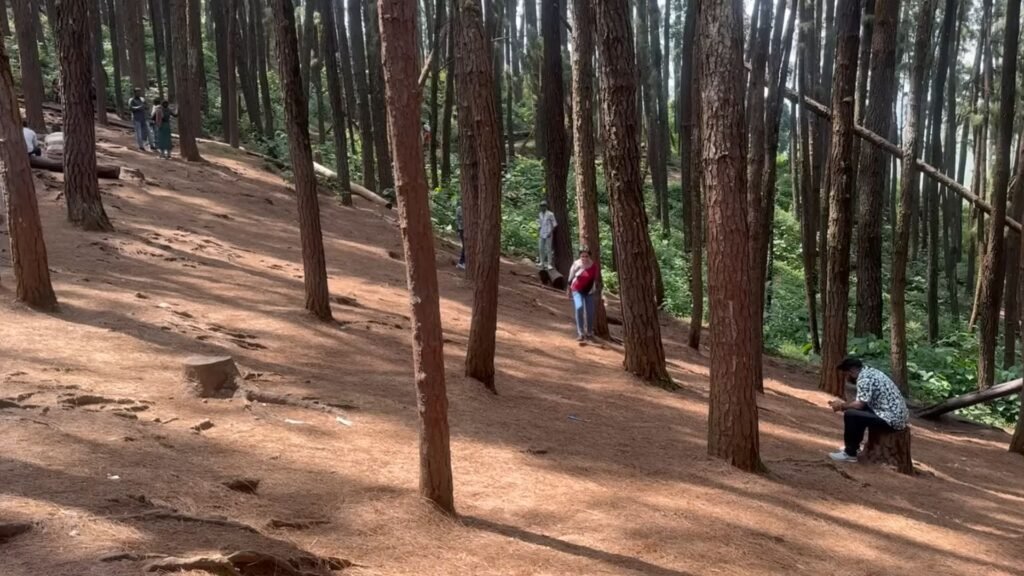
top-left (366, 0), bottom-right (394, 190)
top-left (797, 0), bottom-right (820, 353)
top-left (643, 0), bottom-right (668, 233)
top-left (92, 0), bottom-right (109, 124)
top-left (188, 0), bottom-right (208, 114)
top-left (301, 0), bottom-right (315, 99)
top-left (1003, 138), bottom-right (1024, 368)
top-left (698, 0), bottom-right (761, 471)
top-left (349, 0), bottom-right (377, 190)
top-left (162, 0), bottom-right (175, 102)
top-left (456, 0), bottom-right (502, 390)
top-left (11, 0), bottom-right (45, 130)
top-left (56, 0), bottom-right (114, 232)
top-left (270, 0), bottom-right (334, 320)
top-left (214, 0), bottom-right (229, 133)
top-left (123, 0), bottom-right (147, 90)
top-left (854, 0), bottom-right (899, 338)
top-left (225, 0), bottom-right (240, 146)
top-left (440, 0), bottom-right (455, 185)
top-left (541, 0), bottom-right (571, 276)
top-left (256, 0), bottom-right (275, 137)
top-left (171, 0), bottom-right (202, 160)
top-left (377, 0), bottom-right (456, 513)
top-left (322, 0), bottom-right (352, 205)
top-left (235, 1), bottom-right (265, 135)
top-left (891, 0), bottom-right (934, 394)
top-left (594, 0), bottom-right (670, 386)
top-left (526, 0), bottom-right (541, 157)
top-left (312, 24), bottom-right (327, 145)
top-left (0, 41), bottom-right (57, 309)
top-left (636, 0), bottom-right (657, 223)
top-left (922, 0), bottom-right (957, 343)
top-left (571, 0), bottom-right (608, 338)
top-left (978, 0), bottom-right (1021, 390)
top-left (428, 0), bottom-right (444, 187)
top-left (681, 0), bottom-right (701, 348)
top-left (329, 0), bottom-right (355, 148)
top-left (818, 0), bottom-right (861, 397)
top-left (150, 0), bottom-right (165, 97)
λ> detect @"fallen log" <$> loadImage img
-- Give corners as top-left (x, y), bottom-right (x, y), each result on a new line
top-left (30, 155), bottom-right (121, 179)
top-left (539, 267), bottom-right (566, 291)
top-left (915, 378), bottom-right (1023, 419)
top-left (784, 89), bottom-right (1022, 234)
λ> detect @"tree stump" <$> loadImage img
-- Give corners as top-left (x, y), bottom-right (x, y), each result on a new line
top-left (183, 356), bottom-right (240, 398)
top-left (539, 268), bottom-right (566, 290)
top-left (860, 426), bottom-right (914, 475)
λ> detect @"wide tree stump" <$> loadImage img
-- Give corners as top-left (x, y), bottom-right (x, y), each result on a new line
top-left (183, 356), bottom-right (240, 398)
top-left (539, 268), bottom-right (566, 290)
top-left (860, 426), bottom-right (914, 475)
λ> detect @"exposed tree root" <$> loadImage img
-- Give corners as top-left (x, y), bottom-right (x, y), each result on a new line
top-left (240, 387), bottom-right (356, 416)
top-left (118, 509), bottom-right (260, 534)
top-left (143, 550), bottom-right (352, 575)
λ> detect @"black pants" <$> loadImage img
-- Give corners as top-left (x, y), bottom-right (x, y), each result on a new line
top-left (844, 407), bottom-right (893, 456)
top-left (458, 229), bottom-right (465, 265)
top-left (28, 147), bottom-right (41, 157)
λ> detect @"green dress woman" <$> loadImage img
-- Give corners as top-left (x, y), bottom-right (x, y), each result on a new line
top-left (155, 101), bottom-right (175, 159)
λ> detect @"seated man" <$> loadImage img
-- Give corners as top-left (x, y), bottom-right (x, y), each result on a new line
top-left (22, 120), bottom-right (41, 157)
top-left (827, 357), bottom-right (909, 463)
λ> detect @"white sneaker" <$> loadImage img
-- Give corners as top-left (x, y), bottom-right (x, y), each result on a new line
top-left (828, 451), bottom-right (857, 463)
top-left (456, 263), bottom-right (465, 270)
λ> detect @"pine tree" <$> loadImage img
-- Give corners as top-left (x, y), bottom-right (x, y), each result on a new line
top-left (699, 0), bottom-right (761, 471)
top-left (11, 0), bottom-right (45, 130)
top-left (57, 0), bottom-right (114, 232)
top-left (170, 0), bottom-right (202, 160)
top-left (321, 0), bottom-right (352, 205)
top-left (377, 0), bottom-right (455, 514)
top-left (593, 0), bottom-right (670, 386)
top-left (0, 41), bottom-right (57, 310)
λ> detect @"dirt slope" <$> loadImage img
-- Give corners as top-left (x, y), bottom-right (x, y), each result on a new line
top-left (1, 125), bottom-right (1023, 576)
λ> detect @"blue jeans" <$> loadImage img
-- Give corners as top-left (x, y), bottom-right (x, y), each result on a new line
top-left (572, 291), bottom-right (595, 338)
top-left (133, 118), bottom-right (149, 150)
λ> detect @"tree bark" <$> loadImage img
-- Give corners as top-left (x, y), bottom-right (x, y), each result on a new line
top-left (92, 0), bottom-right (109, 124)
top-left (541, 0), bottom-right (571, 276)
top-left (440, 0), bottom-right (455, 185)
top-left (1004, 135), bottom-right (1024, 368)
top-left (235, 1), bottom-right (265, 136)
top-left (225, 0), bottom-right (240, 146)
top-left (123, 0), bottom-right (147, 90)
top-left (455, 0), bottom-right (502, 390)
top-left (161, 0), bottom-right (175, 102)
top-left (427, 0), bottom-right (444, 187)
top-left (213, 0), bottom-right (231, 134)
top-left (853, 0), bottom-right (899, 338)
top-left (796, 0), bottom-right (820, 353)
top-left (171, 0), bottom-right (202, 160)
top-left (593, 0), bottom-right (669, 386)
top-left (270, 0), bottom-right (334, 321)
top-left (0, 41), bottom-right (57, 309)
top-left (11, 0), bottom-right (45, 130)
top-left (377, 0), bottom-right (456, 513)
top-left (349, 0), bottom-right (377, 190)
top-left (698, 0), bottom-right (761, 471)
top-left (366, 0), bottom-right (395, 191)
top-left (56, 0), bottom-right (114, 232)
top-left (322, 0), bottom-right (352, 205)
top-left (150, 0), bottom-right (165, 97)
top-left (890, 0), bottom-right (933, 395)
top-left (188, 0), bottom-right (208, 114)
top-left (311, 22), bottom-right (327, 145)
top-left (977, 0), bottom-right (1020, 390)
top-left (570, 0), bottom-right (608, 338)
top-left (256, 0), bottom-right (275, 137)
top-left (818, 0), bottom-right (860, 397)
top-left (681, 0), bottom-right (701, 348)
top-left (301, 0), bottom-right (315, 100)
top-left (922, 0), bottom-right (957, 343)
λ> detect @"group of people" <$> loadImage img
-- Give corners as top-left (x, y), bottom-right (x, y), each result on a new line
top-left (129, 88), bottom-right (177, 159)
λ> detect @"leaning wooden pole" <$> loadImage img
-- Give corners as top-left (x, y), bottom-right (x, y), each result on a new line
top-left (783, 90), bottom-right (1022, 233)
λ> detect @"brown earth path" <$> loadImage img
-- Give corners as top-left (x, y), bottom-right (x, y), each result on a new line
top-left (1, 124), bottom-right (1023, 576)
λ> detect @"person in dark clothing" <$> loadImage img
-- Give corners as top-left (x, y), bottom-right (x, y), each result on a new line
top-left (129, 87), bottom-right (150, 151)
top-left (22, 120), bottom-right (41, 156)
top-left (455, 199), bottom-right (465, 270)
top-left (828, 357), bottom-right (910, 463)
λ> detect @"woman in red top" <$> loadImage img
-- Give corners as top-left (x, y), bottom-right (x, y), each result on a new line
top-left (567, 248), bottom-right (600, 341)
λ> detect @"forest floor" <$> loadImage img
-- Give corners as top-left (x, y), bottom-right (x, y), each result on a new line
top-left (2, 123), bottom-right (1023, 576)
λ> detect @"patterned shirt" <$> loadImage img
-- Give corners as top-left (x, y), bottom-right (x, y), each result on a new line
top-left (855, 367), bottom-right (909, 430)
